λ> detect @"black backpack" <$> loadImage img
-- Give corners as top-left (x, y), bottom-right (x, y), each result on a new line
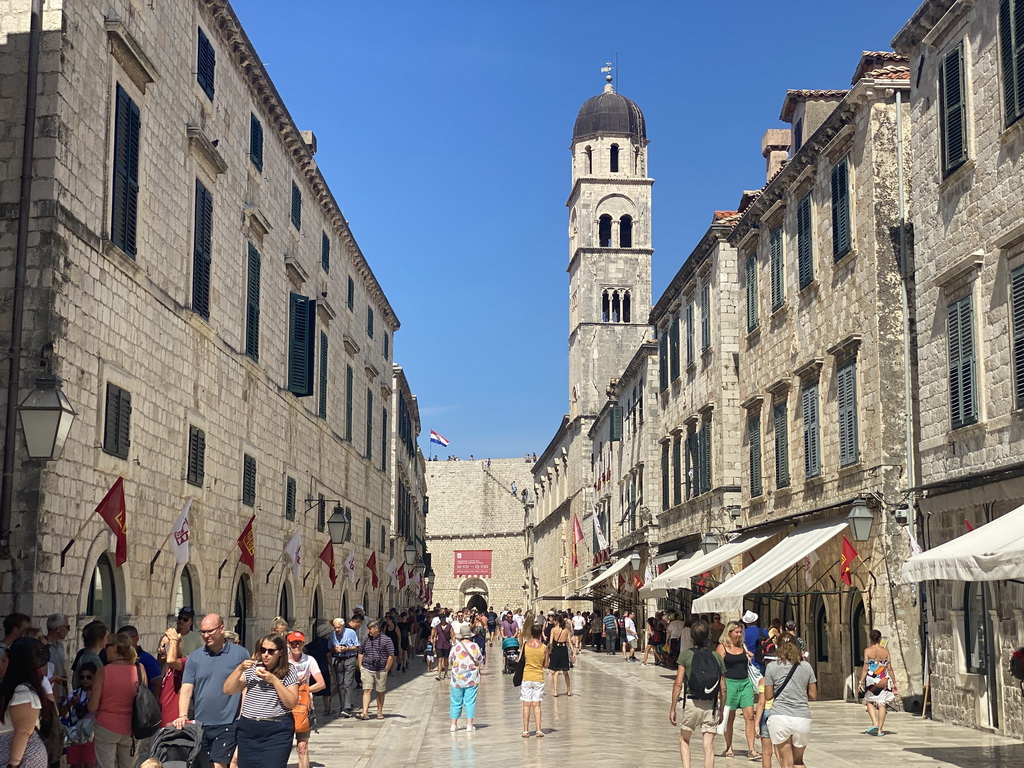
top-left (687, 647), bottom-right (722, 703)
top-left (131, 664), bottom-right (162, 739)
top-left (753, 628), bottom-right (771, 667)
top-left (149, 722), bottom-right (204, 768)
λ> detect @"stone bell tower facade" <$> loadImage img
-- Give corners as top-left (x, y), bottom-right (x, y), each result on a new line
top-left (567, 78), bottom-right (653, 421)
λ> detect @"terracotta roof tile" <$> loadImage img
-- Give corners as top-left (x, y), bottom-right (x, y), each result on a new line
top-left (780, 90), bottom-right (848, 121)
top-left (852, 51), bottom-right (910, 83)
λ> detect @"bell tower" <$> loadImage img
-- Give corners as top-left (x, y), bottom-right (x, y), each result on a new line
top-left (566, 73), bottom-right (653, 420)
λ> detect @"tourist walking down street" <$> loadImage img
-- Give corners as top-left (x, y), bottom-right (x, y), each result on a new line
top-left (357, 620), bottom-right (395, 720)
top-left (448, 626), bottom-right (483, 732)
top-left (224, 634), bottom-right (298, 768)
top-left (622, 611), bottom-right (639, 662)
top-left (88, 633), bottom-right (146, 768)
top-left (287, 632), bottom-right (325, 768)
top-left (860, 629), bottom-right (897, 736)
top-left (432, 615), bottom-right (452, 680)
top-left (602, 609), bottom-right (618, 655)
top-left (519, 624), bottom-right (549, 738)
top-left (764, 637), bottom-right (817, 768)
top-left (547, 615), bottom-right (572, 697)
top-left (0, 642), bottom-right (49, 768)
top-left (669, 619), bottom-right (725, 768)
top-left (330, 616), bottom-right (361, 717)
top-left (174, 614), bottom-right (250, 768)
top-left (716, 621), bottom-right (758, 760)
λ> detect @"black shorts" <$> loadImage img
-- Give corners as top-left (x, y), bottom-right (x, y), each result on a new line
top-left (201, 722), bottom-right (238, 765)
top-left (573, 629), bottom-right (584, 636)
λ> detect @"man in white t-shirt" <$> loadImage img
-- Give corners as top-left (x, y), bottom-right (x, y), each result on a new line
top-left (622, 611), bottom-right (639, 662)
top-left (571, 611), bottom-right (586, 654)
top-left (513, 611), bottom-right (524, 631)
top-left (666, 612), bottom-right (688, 664)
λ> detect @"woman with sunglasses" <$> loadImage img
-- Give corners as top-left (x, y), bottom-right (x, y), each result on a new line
top-left (224, 634), bottom-right (299, 768)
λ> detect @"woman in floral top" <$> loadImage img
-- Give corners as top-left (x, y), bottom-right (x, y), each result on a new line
top-left (448, 625), bottom-right (483, 733)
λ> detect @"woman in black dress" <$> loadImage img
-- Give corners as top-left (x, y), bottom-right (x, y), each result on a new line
top-left (395, 613), bottom-right (411, 672)
top-left (383, 616), bottom-right (400, 675)
top-left (547, 614), bottom-right (572, 697)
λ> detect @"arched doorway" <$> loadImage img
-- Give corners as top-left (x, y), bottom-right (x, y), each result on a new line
top-left (87, 554), bottom-right (118, 630)
top-left (234, 576), bottom-right (252, 650)
top-left (176, 565), bottom-right (197, 615)
top-left (850, 592), bottom-right (868, 669)
top-left (341, 593), bottom-right (349, 623)
top-left (459, 577), bottom-right (488, 612)
top-left (310, 588), bottom-right (322, 638)
top-left (279, 583), bottom-right (292, 624)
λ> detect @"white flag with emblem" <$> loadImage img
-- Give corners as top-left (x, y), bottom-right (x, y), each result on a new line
top-left (344, 550), bottom-right (357, 584)
top-left (285, 530), bottom-right (302, 578)
top-left (385, 557), bottom-right (399, 588)
top-left (171, 498), bottom-right (192, 565)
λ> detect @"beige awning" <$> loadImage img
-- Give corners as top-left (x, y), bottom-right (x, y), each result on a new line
top-left (579, 557), bottom-right (633, 593)
top-left (641, 529), bottom-right (778, 599)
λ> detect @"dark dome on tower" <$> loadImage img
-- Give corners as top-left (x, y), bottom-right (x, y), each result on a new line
top-left (572, 87), bottom-right (647, 142)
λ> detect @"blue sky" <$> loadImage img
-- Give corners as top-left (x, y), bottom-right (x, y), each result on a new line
top-left (235, 0), bottom-right (921, 461)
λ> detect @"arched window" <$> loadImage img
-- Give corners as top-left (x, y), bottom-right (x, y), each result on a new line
top-left (611, 291), bottom-right (621, 323)
top-left (87, 554), bottom-right (117, 630)
top-left (602, 291), bottom-right (610, 322)
top-left (311, 589), bottom-right (322, 638)
top-left (964, 582), bottom-right (988, 673)
top-left (623, 291), bottom-right (632, 323)
top-left (279, 584), bottom-right (291, 623)
top-left (378, 595), bottom-right (385, 618)
top-left (851, 593), bottom-right (868, 667)
top-left (620, 215), bottom-right (633, 248)
top-left (814, 596), bottom-right (829, 662)
top-left (610, 144), bottom-right (619, 173)
top-left (234, 576), bottom-right (251, 649)
top-left (599, 215), bottom-right (612, 247)
top-left (585, 146), bottom-right (593, 174)
top-left (176, 566), bottom-right (196, 614)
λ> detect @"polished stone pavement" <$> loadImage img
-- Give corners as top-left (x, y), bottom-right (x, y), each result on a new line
top-left (296, 646), bottom-right (1024, 767)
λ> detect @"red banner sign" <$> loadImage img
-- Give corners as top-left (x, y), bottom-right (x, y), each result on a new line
top-left (454, 550), bottom-right (492, 577)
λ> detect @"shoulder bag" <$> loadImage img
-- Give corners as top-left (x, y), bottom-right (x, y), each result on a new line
top-left (131, 663), bottom-right (162, 738)
top-left (763, 662), bottom-right (800, 717)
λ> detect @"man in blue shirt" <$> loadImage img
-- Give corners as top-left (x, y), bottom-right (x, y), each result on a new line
top-left (330, 615), bottom-right (362, 717)
top-left (602, 609), bottom-right (619, 655)
top-left (175, 613), bottom-right (250, 768)
top-left (742, 610), bottom-right (766, 673)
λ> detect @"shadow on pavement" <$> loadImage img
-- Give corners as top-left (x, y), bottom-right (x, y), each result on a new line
top-left (904, 744), bottom-right (1024, 767)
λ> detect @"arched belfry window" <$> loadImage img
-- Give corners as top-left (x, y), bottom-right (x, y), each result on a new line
top-left (611, 291), bottom-right (621, 323)
top-left (602, 291), bottom-right (610, 322)
top-left (599, 215), bottom-right (612, 248)
top-left (585, 146), bottom-right (593, 174)
top-left (610, 144), bottom-right (619, 173)
top-left (623, 291), bottom-right (631, 322)
top-left (602, 290), bottom-right (631, 323)
top-left (620, 216), bottom-right (633, 248)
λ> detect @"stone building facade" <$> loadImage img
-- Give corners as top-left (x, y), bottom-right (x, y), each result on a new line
top-left (0, 0), bottom-right (419, 650)
top-left (423, 458), bottom-right (534, 612)
top-left (894, 0), bottom-right (1024, 737)
top-left (390, 365), bottom-right (427, 607)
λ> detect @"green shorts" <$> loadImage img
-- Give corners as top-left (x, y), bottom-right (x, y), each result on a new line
top-left (725, 676), bottom-right (755, 710)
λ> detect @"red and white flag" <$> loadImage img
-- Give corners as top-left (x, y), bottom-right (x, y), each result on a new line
top-left (171, 498), bottom-right (192, 565)
top-left (366, 551), bottom-right (379, 589)
top-left (397, 563), bottom-right (407, 589)
top-left (344, 550), bottom-right (357, 584)
top-left (319, 541), bottom-right (337, 587)
top-left (285, 530), bottom-right (302, 579)
top-left (95, 477), bottom-right (128, 567)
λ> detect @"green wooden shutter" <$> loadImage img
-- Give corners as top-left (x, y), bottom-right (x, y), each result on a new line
top-left (748, 413), bottom-right (762, 497)
top-left (661, 443), bottom-right (670, 510)
top-left (321, 232), bottom-right (330, 273)
top-left (774, 401), bottom-right (790, 489)
top-left (1012, 265), bottom-right (1024, 408)
top-left (242, 454), bottom-right (257, 507)
top-left (345, 365), bottom-right (354, 441)
top-left (287, 293), bottom-right (316, 396)
top-left (291, 181), bottom-right (302, 230)
top-left (797, 194), bottom-right (813, 289)
top-left (245, 243), bottom-right (261, 361)
top-left (686, 432), bottom-right (698, 498)
top-left (285, 477), bottom-right (296, 520)
top-left (948, 296), bottom-right (978, 428)
top-left (347, 277), bottom-right (355, 310)
top-left (609, 404), bottom-right (623, 441)
top-left (700, 419), bottom-right (712, 494)
top-left (112, 85), bottom-right (140, 258)
top-left (940, 44), bottom-right (968, 175)
top-left (673, 437), bottom-right (683, 505)
top-left (746, 252), bottom-right (759, 331)
top-left (103, 383), bottom-right (131, 459)
top-left (999, 0), bottom-right (1024, 126)
top-left (802, 383), bottom-right (821, 478)
top-left (192, 180), bottom-right (213, 320)
top-left (838, 360), bottom-right (860, 465)
top-left (197, 27), bottom-right (216, 100)
top-left (381, 407), bottom-right (388, 472)
top-left (831, 157), bottom-right (851, 260)
top-left (187, 426), bottom-right (205, 487)
top-left (318, 332), bottom-right (328, 419)
top-left (685, 301), bottom-right (695, 366)
top-left (367, 307), bottom-right (375, 339)
top-left (700, 282), bottom-right (711, 351)
top-left (659, 331), bottom-right (669, 392)
top-left (384, 333), bottom-right (389, 361)
top-left (770, 227), bottom-right (784, 310)
top-left (669, 315), bottom-right (680, 380)
top-left (250, 113), bottom-right (263, 171)
top-left (366, 389), bottom-right (374, 458)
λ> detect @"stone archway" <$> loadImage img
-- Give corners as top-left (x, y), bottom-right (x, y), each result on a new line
top-left (459, 577), bottom-right (488, 613)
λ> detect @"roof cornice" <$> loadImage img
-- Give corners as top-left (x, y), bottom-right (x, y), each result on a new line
top-left (650, 223), bottom-right (732, 322)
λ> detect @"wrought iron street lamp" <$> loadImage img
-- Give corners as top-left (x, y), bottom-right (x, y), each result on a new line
top-left (700, 532), bottom-right (720, 555)
top-left (847, 498), bottom-right (874, 542)
top-left (327, 505), bottom-right (351, 546)
top-left (403, 540), bottom-right (417, 567)
top-left (17, 373), bottom-right (76, 460)
top-left (629, 552), bottom-right (641, 570)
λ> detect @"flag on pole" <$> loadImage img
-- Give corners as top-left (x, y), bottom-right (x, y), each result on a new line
top-left (95, 477), bottom-right (128, 567)
top-left (285, 530), bottom-right (302, 579)
top-left (385, 557), bottom-right (399, 588)
top-left (803, 549), bottom-right (819, 588)
top-left (171, 498), bottom-right (192, 565)
top-left (907, 526), bottom-right (924, 557)
top-left (238, 514), bottom-right (256, 573)
top-left (633, 570), bottom-right (644, 590)
top-left (397, 563), bottom-right (407, 589)
top-left (366, 551), bottom-right (379, 589)
top-left (344, 550), bottom-right (357, 584)
top-left (593, 510), bottom-right (609, 552)
top-left (841, 536), bottom-right (858, 586)
top-left (319, 541), bottom-right (337, 587)
top-left (429, 430), bottom-right (449, 447)
top-left (572, 514), bottom-right (584, 569)
top-left (644, 561), bottom-right (656, 585)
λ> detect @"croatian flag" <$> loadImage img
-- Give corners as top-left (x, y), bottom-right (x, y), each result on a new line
top-left (430, 430), bottom-right (449, 447)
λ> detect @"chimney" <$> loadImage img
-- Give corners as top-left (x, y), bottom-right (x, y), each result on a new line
top-left (300, 130), bottom-right (317, 156)
top-left (762, 129), bottom-right (791, 183)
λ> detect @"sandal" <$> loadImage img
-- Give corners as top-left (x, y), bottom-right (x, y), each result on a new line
top-left (749, 752), bottom-right (761, 761)
top-left (536, 731), bottom-right (545, 737)
top-left (376, 714), bottom-right (385, 720)
top-left (724, 751), bottom-right (735, 758)
top-left (522, 731), bottom-right (531, 738)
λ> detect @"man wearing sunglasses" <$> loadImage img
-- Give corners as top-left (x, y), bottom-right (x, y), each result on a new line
top-left (174, 613), bottom-right (250, 768)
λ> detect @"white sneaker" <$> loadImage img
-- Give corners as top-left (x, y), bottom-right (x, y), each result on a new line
top-left (450, 724), bottom-right (457, 732)
top-left (466, 725), bottom-right (476, 732)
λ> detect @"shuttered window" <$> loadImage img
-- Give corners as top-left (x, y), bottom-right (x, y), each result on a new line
top-left (746, 252), bottom-right (759, 332)
top-left (192, 180), bottom-right (213, 320)
top-left (367, 307), bottom-right (375, 339)
top-left (770, 226), bottom-right (784, 310)
top-left (802, 382), bottom-right (821, 479)
top-left (345, 365), bottom-right (354, 441)
top-left (364, 518), bottom-right (371, 548)
top-left (1011, 265), bottom-right (1024, 407)
top-left (940, 43), bottom-right (968, 176)
top-left (318, 332), bottom-right (328, 419)
top-left (287, 293), bottom-right (316, 396)
top-left (242, 454), bottom-right (257, 507)
top-left (831, 157), bottom-right (852, 260)
top-left (186, 426), bottom-right (206, 487)
top-left (196, 27), bottom-right (216, 100)
top-left (748, 413), bottom-right (762, 498)
top-left (774, 401), bottom-right (790, 489)
top-left (947, 295), bottom-right (978, 429)
top-left (609, 405), bottom-right (623, 441)
top-left (285, 476), bottom-right (296, 521)
top-left (658, 330), bottom-right (669, 392)
top-left (661, 442), bottom-right (670, 511)
top-left (1000, 0), bottom-right (1024, 127)
top-left (245, 243), bottom-right (261, 361)
top-left (672, 437), bottom-right (682, 506)
top-left (347, 277), bottom-right (355, 311)
top-left (699, 419), bottom-right (712, 494)
top-left (838, 360), bottom-right (860, 465)
top-left (797, 193), bottom-right (814, 289)
top-left (365, 389), bottom-right (374, 459)
top-left (700, 282), bottom-right (711, 351)
top-left (111, 85), bottom-right (140, 259)
top-left (384, 333), bottom-right (390, 361)
top-left (381, 408), bottom-right (388, 472)
top-left (250, 113), bottom-right (263, 172)
top-left (290, 181), bottom-right (302, 230)
top-left (686, 432), bottom-right (698, 499)
top-left (685, 301), bottom-right (695, 366)
top-left (669, 315), bottom-right (680, 381)
top-left (102, 383), bottom-right (131, 459)
top-left (321, 232), bottom-right (331, 273)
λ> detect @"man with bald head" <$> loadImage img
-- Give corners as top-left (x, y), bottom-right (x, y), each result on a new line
top-left (174, 613), bottom-right (250, 768)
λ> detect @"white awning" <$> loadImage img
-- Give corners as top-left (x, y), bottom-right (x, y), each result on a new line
top-left (580, 557), bottom-right (633, 593)
top-left (641, 529), bottom-right (778, 599)
top-left (901, 502), bottom-right (1024, 582)
top-left (693, 518), bottom-right (850, 615)
top-left (639, 551), bottom-right (703, 599)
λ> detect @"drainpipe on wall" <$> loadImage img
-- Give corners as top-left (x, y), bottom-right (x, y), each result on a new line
top-left (1, 0), bottom-right (44, 562)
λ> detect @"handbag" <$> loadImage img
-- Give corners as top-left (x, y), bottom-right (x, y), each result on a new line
top-left (511, 646), bottom-right (527, 687)
top-left (131, 663), bottom-right (162, 738)
top-left (748, 661), bottom-right (764, 687)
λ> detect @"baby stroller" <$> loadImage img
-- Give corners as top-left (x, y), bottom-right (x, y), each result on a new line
top-left (149, 722), bottom-right (204, 768)
top-left (502, 637), bottom-right (520, 675)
